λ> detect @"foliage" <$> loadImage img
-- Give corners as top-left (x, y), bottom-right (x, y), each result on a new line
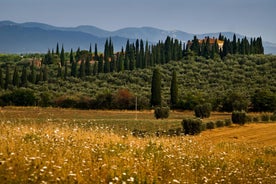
top-left (232, 111), bottom-right (247, 125)
top-left (170, 70), bottom-right (178, 108)
top-left (206, 121), bottom-right (216, 129)
top-left (270, 112), bottom-right (276, 121)
top-left (150, 67), bottom-right (161, 107)
top-left (0, 89), bottom-right (36, 106)
top-left (194, 103), bottom-right (212, 118)
top-left (181, 118), bottom-right (203, 135)
top-left (154, 106), bottom-right (170, 119)
top-left (216, 120), bottom-right (225, 128)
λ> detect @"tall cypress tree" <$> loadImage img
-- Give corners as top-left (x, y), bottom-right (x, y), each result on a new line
top-left (79, 60), bottom-right (85, 78)
top-left (170, 70), bottom-right (178, 109)
top-left (64, 61), bottom-right (68, 79)
top-left (56, 43), bottom-right (60, 55)
top-left (60, 45), bottom-right (65, 66)
top-left (70, 49), bottom-right (74, 64)
top-left (232, 34), bottom-right (237, 54)
top-left (71, 61), bottom-right (77, 77)
top-left (85, 56), bottom-right (91, 75)
top-left (29, 61), bottom-right (36, 84)
top-left (0, 68), bottom-right (3, 89)
top-left (94, 43), bottom-right (99, 61)
top-left (12, 66), bottom-right (19, 87)
top-left (92, 61), bottom-right (98, 76)
top-left (89, 43), bottom-right (92, 53)
top-left (21, 66), bottom-right (28, 87)
top-left (150, 67), bottom-right (162, 107)
top-left (4, 65), bottom-right (10, 90)
top-left (98, 54), bottom-right (104, 73)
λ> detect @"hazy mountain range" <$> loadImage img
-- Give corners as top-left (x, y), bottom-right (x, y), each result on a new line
top-left (0, 20), bottom-right (275, 54)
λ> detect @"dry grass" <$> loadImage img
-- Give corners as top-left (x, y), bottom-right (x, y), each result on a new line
top-left (0, 107), bottom-right (275, 183)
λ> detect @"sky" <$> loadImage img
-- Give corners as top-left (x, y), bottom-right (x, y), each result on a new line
top-left (1, 0), bottom-right (275, 43)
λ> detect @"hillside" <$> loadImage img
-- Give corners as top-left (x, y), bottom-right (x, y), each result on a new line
top-left (0, 54), bottom-right (275, 111)
top-left (0, 21), bottom-right (275, 54)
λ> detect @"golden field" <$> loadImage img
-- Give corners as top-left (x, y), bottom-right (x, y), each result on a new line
top-left (0, 107), bottom-right (275, 183)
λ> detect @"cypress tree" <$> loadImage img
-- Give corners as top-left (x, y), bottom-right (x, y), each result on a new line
top-left (85, 56), bottom-right (91, 75)
top-left (170, 70), bottom-right (178, 109)
top-left (0, 68), bottom-right (3, 89)
top-left (104, 59), bottom-right (110, 73)
top-left (60, 45), bottom-right (65, 66)
top-left (75, 47), bottom-right (80, 62)
top-left (232, 34), bottom-right (237, 54)
top-left (118, 48), bottom-right (124, 72)
top-left (89, 43), bottom-right (92, 53)
top-left (21, 66), bottom-right (28, 87)
top-left (150, 67), bottom-right (162, 107)
top-left (94, 43), bottom-right (99, 61)
top-left (92, 61), bottom-right (98, 75)
top-left (56, 43), bottom-right (60, 55)
top-left (64, 61), bottom-right (68, 79)
top-left (140, 39), bottom-right (145, 68)
top-left (29, 61), bottom-right (36, 84)
top-left (129, 44), bottom-right (136, 70)
top-left (71, 61), bottom-right (77, 77)
top-left (12, 66), bottom-right (19, 87)
top-left (70, 49), bottom-right (74, 64)
top-left (4, 65), bottom-right (10, 90)
top-left (38, 67), bottom-right (43, 82)
top-left (98, 54), bottom-right (104, 73)
top-left (191, 36), bottom-right (200, 55)
top-left (135, 39), bottom-right (140, 68)
top-left (144, 41), bottom-right (149, 68)
top-left (79, 60), bottom-right (85, 78)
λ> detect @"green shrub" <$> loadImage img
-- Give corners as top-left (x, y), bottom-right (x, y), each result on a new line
top-left (216, 120), bottom-right (225, 128)
top-left (194, 103), bottom-right (212, 118)
top-left (271, 112), bottom-right (276, 121)
top-left (206, 121), bottom-right (215, 129)
top-left (232, 111), bottom-right (246, 125)
top-left (154, 106), bottom-right (170, 119)
top-left (261, 114), bottom-right (270, 122)
top-left (11, 89), bottom-right (36, 106)
top-left (252, 116), bottom-right (260, 122)
top-left (245, 115), bottom-right (253, 123)
top-left (182, 118), bottom-right (202, 135)
top-left (201, 123), bottom-right (207, 131)
top-left (225, 119), bottom-right (232, 126)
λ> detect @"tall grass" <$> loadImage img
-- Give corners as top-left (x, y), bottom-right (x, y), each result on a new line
top-left (0, 121), bottom-right (275, 183)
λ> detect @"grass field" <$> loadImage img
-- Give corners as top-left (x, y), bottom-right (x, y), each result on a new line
top-left (0, 107), bottom-right (275, 183)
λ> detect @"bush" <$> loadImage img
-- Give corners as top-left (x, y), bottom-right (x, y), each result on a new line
top-left (194, 103), bottom-right (212, 118)
top-left (154, 106), bottom-right (170, 119)
top-left (245, 115), bottom-right (253, 123)
top-left (216, 120), bottom-right (225, 128)
top-left (271, 112), bottom-right (276, 121)
top-left (206, 121), bottom-right (215, 129)
top-left (252, 116), bottom-right (260, 122)
top-left (232, 111), bottom-right (246, 125)
top-left (225, 119), bottom-right (232, 126)
top-left (181, 118), bottom-right (202, 135)
top-left (261, 114), bottom-right (270, 122)
top-left (8, 89), bottom-right (36, 106)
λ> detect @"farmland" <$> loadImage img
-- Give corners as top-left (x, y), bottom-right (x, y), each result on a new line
top-left (0, 107), bottom-right (275, 183)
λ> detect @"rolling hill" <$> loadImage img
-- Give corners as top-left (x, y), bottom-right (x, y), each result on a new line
top-left (0, 20), bottom-right (275, 54)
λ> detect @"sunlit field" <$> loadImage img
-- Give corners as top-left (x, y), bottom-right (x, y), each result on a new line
top-left (0, 107), bottom-right (275, 183)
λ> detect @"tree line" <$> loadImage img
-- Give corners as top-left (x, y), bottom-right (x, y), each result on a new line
top-left (187, 34), bottom-right (264, 59)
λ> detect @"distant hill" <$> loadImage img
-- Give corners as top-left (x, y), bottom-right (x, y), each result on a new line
top-left (0, 20), bottom-right (275, 54)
